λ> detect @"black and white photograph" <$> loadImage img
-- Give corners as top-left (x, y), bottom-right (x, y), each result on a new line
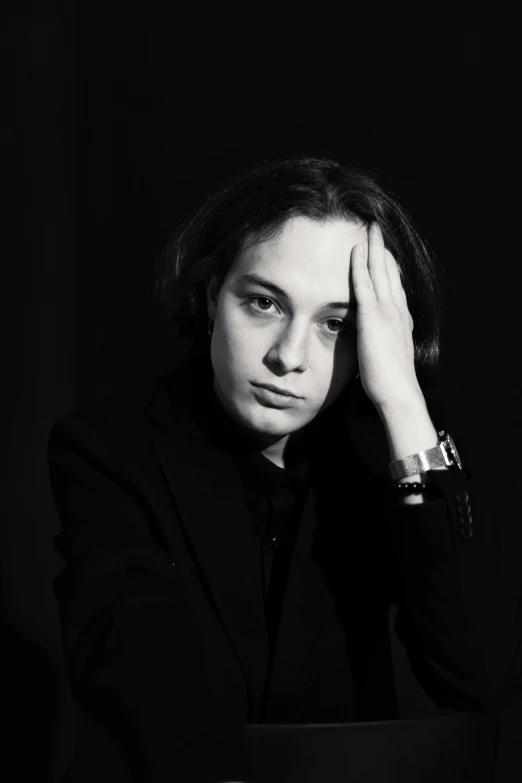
top-left (4, 9), bottom-right (521, 783)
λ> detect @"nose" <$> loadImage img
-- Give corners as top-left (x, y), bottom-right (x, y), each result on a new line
top-left (266, 322), bottom-right (309, 373)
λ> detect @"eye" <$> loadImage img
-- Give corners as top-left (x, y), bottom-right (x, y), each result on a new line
top-left (247, 296), bottom-right (277, 314)
top-left (324, 318), bottom-right (354, 336)
top-left (326, 319), bottom-right (342, 333)
top-left (251, 297), bottom-right (274, 311)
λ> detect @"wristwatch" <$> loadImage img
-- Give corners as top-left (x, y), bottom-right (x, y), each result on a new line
top-left (387, 430), bottom-right (463, 481)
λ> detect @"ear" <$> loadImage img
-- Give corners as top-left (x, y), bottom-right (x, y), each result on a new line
top-left (206, 274), bottom-right (220, 321)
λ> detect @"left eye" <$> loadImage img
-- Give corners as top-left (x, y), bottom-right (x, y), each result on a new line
top-left (326, 319), bottom-right (343, 332)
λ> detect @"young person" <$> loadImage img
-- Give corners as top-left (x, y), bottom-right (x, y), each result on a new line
top-left (48, 158), bottom-right (521, 782)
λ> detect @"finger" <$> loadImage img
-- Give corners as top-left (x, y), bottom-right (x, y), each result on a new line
top-left (350, 243), bottom-right (376, 307)
top-left (385, 251), bottom-right (414, 329)
top-left (367, 222), bottom-right (393, 304)
top-left (385, 249), bottom-right (406, 305)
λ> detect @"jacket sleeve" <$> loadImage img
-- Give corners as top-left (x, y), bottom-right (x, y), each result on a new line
top-left (47, 413), bottom-right (253, 783)
top-left (382, 465), bottom-right (522, 712)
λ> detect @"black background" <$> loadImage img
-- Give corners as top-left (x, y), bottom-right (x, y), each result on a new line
top-left (4, 7), bottom-right (520, 781)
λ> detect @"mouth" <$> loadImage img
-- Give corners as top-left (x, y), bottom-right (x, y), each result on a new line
top-left (251, 384), bottom-right (302, 407)
top-left (253, 383), bottom-right (301, 398)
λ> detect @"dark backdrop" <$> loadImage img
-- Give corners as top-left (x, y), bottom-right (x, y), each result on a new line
top-left (4, 7), bottom-right (520, 782)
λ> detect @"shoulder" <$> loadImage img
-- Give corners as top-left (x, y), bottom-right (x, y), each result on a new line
top-left (47, 352), bottom-right (195, 457)
top-left (48, 376), bottom-right (161, 450)
top-left (47, 344), bottom-right (210, 466)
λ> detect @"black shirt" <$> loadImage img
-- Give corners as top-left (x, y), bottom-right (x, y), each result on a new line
top-left (234, 447), bottom-right (311, 646)
top-left (193, 369), bottom-right (314, 645)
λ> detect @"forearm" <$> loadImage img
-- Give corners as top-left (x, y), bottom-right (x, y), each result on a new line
top-left (377, 397), bottom-right (448, 505)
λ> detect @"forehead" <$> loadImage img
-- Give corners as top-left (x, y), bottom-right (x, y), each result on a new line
top-left (236, 216), bottom-right (367, 275)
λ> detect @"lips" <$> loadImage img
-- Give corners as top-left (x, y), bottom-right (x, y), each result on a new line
top-left (254, 384), bottom-right (300, 398)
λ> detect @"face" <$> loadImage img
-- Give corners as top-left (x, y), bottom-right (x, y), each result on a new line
top-left (206, 216), bottom-right (367, 457)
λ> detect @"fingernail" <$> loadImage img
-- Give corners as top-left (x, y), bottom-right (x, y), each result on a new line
top-left (359, 244), bottom-right (366, 258)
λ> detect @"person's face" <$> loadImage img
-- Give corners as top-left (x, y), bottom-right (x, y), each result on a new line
top-left (206, 216), bottom-right (367, 449)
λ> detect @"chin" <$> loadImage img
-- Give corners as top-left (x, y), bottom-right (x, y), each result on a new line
top-left (250, 407), bottom-right (307, 435)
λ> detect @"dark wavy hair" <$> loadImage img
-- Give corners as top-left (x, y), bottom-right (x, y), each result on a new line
top-left (153, 156), bottom-right (445, 389)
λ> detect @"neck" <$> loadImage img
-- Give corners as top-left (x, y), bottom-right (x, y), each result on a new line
top-left (260, 440), bottom-right (289, 470)
top-left (261, 424), bottom-right (316, 470)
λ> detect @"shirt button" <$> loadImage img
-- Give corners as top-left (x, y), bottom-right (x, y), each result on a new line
top-left (271, 536), bottom-right (279, 550)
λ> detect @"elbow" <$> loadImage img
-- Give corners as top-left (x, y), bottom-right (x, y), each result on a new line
top-left (428, 675), bottom-right (512, 714)
top-left (410, 657), bottom-right (507, 713)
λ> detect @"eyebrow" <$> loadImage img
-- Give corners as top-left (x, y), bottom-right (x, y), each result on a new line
top-left (236, 273), bottom-right (356, 311)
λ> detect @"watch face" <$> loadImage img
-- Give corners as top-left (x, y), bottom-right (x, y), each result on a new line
top-left (445, 434), bottom-right (463, 469)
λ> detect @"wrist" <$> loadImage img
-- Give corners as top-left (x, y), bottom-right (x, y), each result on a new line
top-left (377, 398), bottom-right (438, 463)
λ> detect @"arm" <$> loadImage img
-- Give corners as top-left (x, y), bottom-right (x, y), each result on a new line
top-left (375, 400), bottom-right (522, 711)
top-left (48, 413), bottom-right (252, 783)
top-left (348, 223), bottom-right (522, 712)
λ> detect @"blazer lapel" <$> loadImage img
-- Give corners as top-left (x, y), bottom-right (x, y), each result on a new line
top-left (147, 349), bottom-right (270, 710)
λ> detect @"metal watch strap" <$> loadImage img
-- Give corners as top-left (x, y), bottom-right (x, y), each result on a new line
top-left (387, 430), bottom-right (462, 481)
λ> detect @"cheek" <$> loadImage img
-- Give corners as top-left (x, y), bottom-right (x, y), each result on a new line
top-left (213, 326), bottom-right (256, 384)
top-left (221, 314), bottom-right (264, 361)
top-left (219, 307), bottom-right (251, 347)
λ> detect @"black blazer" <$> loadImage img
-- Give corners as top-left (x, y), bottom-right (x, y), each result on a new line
top-left (48, 345), bottom-right (521, 783)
